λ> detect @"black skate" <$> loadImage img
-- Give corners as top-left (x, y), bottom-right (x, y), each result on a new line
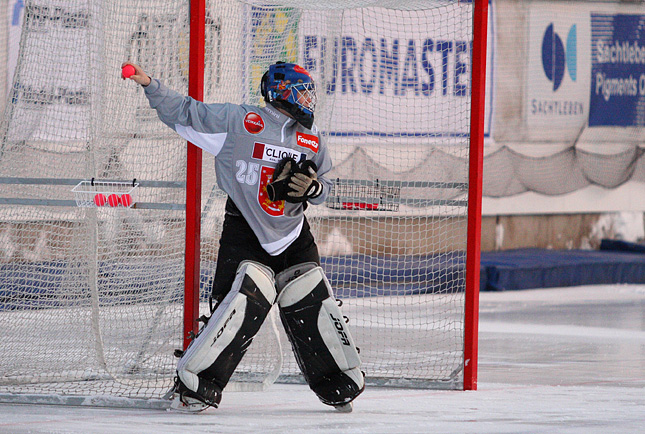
top-left (333, 402), bottom-right (353, 413)
top-left (165, 375), bottom-right (222, 413)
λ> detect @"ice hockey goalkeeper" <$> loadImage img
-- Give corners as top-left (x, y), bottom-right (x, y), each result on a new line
top-left (123, 60), bottom-right (365, 412)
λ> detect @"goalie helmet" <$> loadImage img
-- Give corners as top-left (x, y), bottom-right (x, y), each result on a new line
top-left (261, 62), bottom-right (316, 129)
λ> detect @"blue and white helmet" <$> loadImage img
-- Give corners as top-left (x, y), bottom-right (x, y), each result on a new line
top-left (261, 61), bottom-right (316, 129)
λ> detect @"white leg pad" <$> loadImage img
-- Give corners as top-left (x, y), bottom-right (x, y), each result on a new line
top-left (177, 261), bottom-right (276, 396)
top-left (277, 265), bottom-right (364, 406)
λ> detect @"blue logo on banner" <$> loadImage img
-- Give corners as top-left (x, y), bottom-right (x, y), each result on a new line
top-left (542, 23), bottom-right (577, 91)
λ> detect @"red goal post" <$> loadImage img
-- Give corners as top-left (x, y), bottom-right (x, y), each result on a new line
top-left (184, 0), bottom-right (206, 353)
top-left (464, 0), bottom-right (488, 391)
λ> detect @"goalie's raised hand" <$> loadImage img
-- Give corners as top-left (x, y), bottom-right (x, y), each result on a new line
top-left (121, 62), bottom-right (152, 87)
top-left (287, 160), bottom-right (322, 203)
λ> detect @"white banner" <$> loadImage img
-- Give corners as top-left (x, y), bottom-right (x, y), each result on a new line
top-left (7, 0), bottom-right (24, 95)
top-left (299, 3), bottom-right (492, 141)
top-left (526, 2), bottom-right (591, 140)
top-left (7, 2), bottom-right (91, 143)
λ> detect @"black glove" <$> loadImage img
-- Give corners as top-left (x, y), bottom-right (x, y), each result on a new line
top-left (286, 160), bottom-right (322, 203)
top-left (266, 157), bottom-right (296, 201)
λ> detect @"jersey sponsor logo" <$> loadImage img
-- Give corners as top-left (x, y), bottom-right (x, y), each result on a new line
top-left (243, 112), bottom-right (265, 134)
top-left (296, 132), bottom-right (319, 153)
top-left (252, 142), bottom-right (304, 163)
top-left (259, 166), bottom-right (285, 216)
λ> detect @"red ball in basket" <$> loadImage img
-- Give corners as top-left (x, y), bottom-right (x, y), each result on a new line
top-left (120, 193), bottom-right (132, 207)
top-left (108, 194), bottom-right (121, 207)
top-left (121, 64), bottom-right (136, 79)
top-left (93, 194), bottom-right (107, 207)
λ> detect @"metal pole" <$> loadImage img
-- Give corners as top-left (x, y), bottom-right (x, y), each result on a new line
top-left (184, 0), bottom-right (206, 350)
top-left (464, 0), bottom-right (489, 391)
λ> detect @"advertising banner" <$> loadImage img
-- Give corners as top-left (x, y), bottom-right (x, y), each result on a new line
top-left (244, 6), bottom-right (300, 106)
top-left (242, 3), bottom-right (494, 141)
top-left (589, 13), bottom-right (645, 127)
top-left (298, 3), bottom-right (493, 140)
top-left (7, 0), bottom-right (24, 95)
top-left (6, 2), bottom-right (91, 143)
top-left (526, 3), bottom-right (590, 137)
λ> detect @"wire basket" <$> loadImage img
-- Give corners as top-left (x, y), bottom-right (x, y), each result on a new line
top-left (326, 180), bottom-right (401, 212)
top-left (72, 179), bottom-right (139, 208)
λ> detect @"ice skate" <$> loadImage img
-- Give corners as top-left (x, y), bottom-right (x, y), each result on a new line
top-left (169, 393), bottom-right (210, 413)
top-left (164, 376), bottom-right (219, 413)
top-left (334, 402), bottom-right (353, 413)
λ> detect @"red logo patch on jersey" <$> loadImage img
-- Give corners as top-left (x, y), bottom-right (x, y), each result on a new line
top-left (259, 166), bottom-right (284, 216)
top-left (296, 132), bottom-right (319, 153)
top-left (244, 112), bottom-right (265, 134)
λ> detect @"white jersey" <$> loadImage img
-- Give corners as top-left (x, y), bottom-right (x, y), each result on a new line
top-left (144, 79), bottom-right (332, 255)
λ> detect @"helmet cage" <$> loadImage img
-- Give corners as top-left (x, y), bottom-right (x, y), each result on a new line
top-left (285, 81), bottom-right (316, 114)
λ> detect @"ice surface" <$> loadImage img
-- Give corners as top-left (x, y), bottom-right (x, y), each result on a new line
top-left (1, 284), bottom-right (643, 434)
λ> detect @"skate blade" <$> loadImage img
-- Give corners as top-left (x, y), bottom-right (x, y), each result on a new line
top-left (334, 402), bottom-right (353, 413)
top-left (168, 394), bottom-right (210, 413)
top-left (162, 387), bottom-right (176, 401)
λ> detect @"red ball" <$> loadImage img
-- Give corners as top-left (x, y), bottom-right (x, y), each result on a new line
top-left (120, 193), bottom-right (132, 207)
top-left (108, 194), bottom-right (121, 207)
top-left (93, 194), bottom-right (107, 207)
top-left (122, 64), bottom-right (136, 79)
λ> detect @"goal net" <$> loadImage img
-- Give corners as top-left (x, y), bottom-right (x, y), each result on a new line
top-left (0, 0), bottom-right (484, 405)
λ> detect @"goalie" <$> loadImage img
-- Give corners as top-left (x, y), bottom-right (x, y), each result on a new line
top-left (123, 61), bottom-right (364, 412)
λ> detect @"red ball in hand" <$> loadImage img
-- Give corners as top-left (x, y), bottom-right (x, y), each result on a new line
top-left (122, 64), bottom-right (136, 79)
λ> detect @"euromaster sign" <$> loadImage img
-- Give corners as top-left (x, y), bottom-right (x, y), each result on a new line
top-left (299, 4), bottom-right (493, 139)
top-left (589, 13), bottom-right (645, 127)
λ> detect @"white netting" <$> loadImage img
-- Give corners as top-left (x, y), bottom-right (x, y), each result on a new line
top-left (0, 0), bottom-right (475, 403)
top-left (0, 0), bottom-right (190, 401)
top-left (200, 1), bottom-right (472, 387)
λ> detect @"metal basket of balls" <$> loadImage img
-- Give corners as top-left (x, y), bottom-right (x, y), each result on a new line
top-left (72, 179), bottom-right (138, 208)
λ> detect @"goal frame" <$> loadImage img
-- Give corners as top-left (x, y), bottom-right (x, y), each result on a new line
top-left (183, 0), bottom-right (488, 391)
top-left (464, 0), bottom-right (488, 391)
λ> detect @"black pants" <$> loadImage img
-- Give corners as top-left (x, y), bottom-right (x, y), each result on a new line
top-left (210, 201), bottom-right (320, 310)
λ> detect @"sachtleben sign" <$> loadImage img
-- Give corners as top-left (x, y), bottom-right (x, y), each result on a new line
top-left (589, 13), bottom-right (645, 127)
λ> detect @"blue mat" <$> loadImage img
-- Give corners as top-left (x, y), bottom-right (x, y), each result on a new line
top-left (0, 253), bottom-right (467, 310)
top-left (204, 253), bottom-right (466, 298)
top-left (3, 240), bottom-right (645, 310)
top-left (480, 240), bottom-right (645, 291)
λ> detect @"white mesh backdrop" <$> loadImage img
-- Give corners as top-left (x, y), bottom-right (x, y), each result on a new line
top-left (0, 0), bottom-right (475, 404)
top-left (200, 1), bottom-right (472, 389)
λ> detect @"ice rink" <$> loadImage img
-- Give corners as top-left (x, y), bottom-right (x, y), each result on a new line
top-left (1, 284), bottom-right (643, 434)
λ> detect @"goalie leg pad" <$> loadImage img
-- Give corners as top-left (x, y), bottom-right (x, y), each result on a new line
top-left (176, 261), bottom-right (276, 407)
top-left (276, 264), bottom-right (364, 406)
